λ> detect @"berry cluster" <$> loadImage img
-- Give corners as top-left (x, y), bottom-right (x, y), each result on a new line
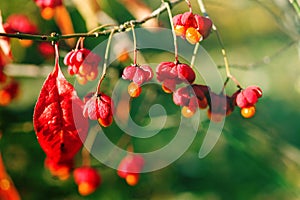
top-left (3, 14), bottom-right (38, 47)
top-left (236, 86), bottom-right (262, 118)
top-left (122, 61), bottom-right (196, 97)
top-left (0, 81), bottom-right (19, 106)
top-left (172, 84), bottom-right (262, 121)
top-left (73, 166), bottom-right (101, 196)
top-left (34, 0), bottom-right (63, 20)
top-left (38, 42), bottom-right (55, 59)
top-left (64, 48), bottom-right (101, 85)
top-left (207, 92), bottom-right (236, 122)
top-left (83, 93), bottom-right (114, 127)
top-left (117, 154), bottom-right (144, 186)
top-left (122, 64), bottom-right (153, 97)
top-left (173, 12), bottom-right (213, 44)
top-left (119, 56), bottom-right (263, 121)
top-left (2, 13), bottom-right (53, 60)
top-left (156, 61), bottom-right (195, 93)
top-left (173, 84), bottom-right (209, 118)
top-left (171, 83), bottom-right (238, 121)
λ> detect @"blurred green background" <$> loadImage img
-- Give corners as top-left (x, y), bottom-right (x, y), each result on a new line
top-left (1, 0), bottom-right (300, 199)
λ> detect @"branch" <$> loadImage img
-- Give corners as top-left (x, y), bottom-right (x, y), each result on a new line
top-left (0, 0), bottom-right (183, 43)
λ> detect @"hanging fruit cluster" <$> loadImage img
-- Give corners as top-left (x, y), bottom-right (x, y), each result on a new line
top-left (117, 154), bottom-right (145, 186)
top-left (236, 86), bottom-right (263, 118)
top-left (83, 92), bottom-right (114, 127)
top-left (34, 0), bottom-right (63, 20)
top-left (156, 62), bottom-right (196, 93)
top-left (173, 11), bottom-right (213, 44)
top-left (64, 48), bottom-right (101, 85)
top-left (3, 14), bottom-right (38, 47)
top-left (73, 166), bottom-right (101, 196)
top-left (0, 0), bottom-right (264, 197)
top-left (122, 64), bottom-right (153, 97)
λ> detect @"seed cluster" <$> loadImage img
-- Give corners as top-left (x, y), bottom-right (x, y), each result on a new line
top-left (173, 12), bottom-right (213, 44)
top-left (117, 154), bottom-right (145, 186)
top-left (64, 48), bottom-right (101, 85)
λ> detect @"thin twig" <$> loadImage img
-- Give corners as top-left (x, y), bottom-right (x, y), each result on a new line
top-left (190, 42), bottom-right (199, 68)
top-left (163, 0), bottom-right (179, 63)
top-left (96, 29), bottom-right (115, 95)
top-left (130, 21), bottom-right (138, 65)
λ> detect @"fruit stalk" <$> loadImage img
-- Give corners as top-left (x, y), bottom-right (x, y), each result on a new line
top-left (163, 0), bottom-right (179, 63)
top-left (197, 0), bottom-right (242, 89)
top-left (96, 29), bottom-right (115, 95)
top-left (130, 21), bottom-right (138, 65)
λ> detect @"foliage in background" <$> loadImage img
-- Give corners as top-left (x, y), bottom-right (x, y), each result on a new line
top-left (0, 0), bottom-right (300, 199)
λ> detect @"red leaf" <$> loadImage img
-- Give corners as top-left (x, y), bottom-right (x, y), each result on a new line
top-left (33, 58), bottom-right (88, 164)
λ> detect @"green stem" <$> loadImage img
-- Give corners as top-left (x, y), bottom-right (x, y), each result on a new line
top-left (197, 0), bottom-right (242, 89)
top-left (190, 42), bottom-right (199, 68)
top-left (81, 147), bottom-right (91, 166)
top-left (130, 21), bottom-right (138, 65)
top-left (163, 0), bottom-right (179, 63)
top-left (96, 29), bottom-right (115, 95)
top-left (54, 43), bottom-right (60, 72)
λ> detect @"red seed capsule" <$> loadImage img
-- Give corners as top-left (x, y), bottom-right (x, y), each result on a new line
top-left (173, 12), bottom-right (212, 44)
top-left (74, 167), bottom-right (101, 196)
top-left (117, 154), bottom-right (144, 186)
top-left (64, 48), bottom-right (100, 84)
top-left (122, 64), bottom-right (153, 86)
top-left (83, 93), bottom-right (114, 127)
